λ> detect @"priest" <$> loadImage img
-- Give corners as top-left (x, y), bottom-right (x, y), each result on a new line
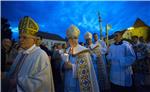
top-left (4, 16), bottom-right (55, 92)
top-left (84, 32), bottom-right (110, 92)
top-left (62, 25), bottom-right (99, 92)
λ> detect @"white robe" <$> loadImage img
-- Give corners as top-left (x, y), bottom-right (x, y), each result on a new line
top-left (62, 44), bottom-right (99, 92)
top-left (87, 44), bottom-right (99, 78)
top-left (107, 41), bottom-right (136, 87)
top-left (88, 44), bottom-right (110, 91)
top-left (95, 39), bottom-right (107, 66)
top-left (95, 39), bottom-right (107, 55)
top-left (7, 44), bottom-right (55, 92)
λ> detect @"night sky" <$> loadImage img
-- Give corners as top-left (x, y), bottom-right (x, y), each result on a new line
top-left (1, 1), bottom-right (150, 42)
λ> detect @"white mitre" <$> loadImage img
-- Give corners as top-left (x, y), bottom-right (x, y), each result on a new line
top-left (84, 31), bottom-right (92, 40)
top-left (66, 24), bottom-right (80, 39)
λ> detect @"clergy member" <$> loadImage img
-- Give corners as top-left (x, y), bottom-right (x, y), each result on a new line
top-left (62, 25), bottom-right (99, 92)
top-left (5, 16), bottom-right (55, 92)
top-left (84, 32), bottom-right (110, 92)
top-left (93, 33), bottom-right (107, 65)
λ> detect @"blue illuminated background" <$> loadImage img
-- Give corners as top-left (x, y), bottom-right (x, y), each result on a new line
top-left (1, 1), bottom-right (150, 42)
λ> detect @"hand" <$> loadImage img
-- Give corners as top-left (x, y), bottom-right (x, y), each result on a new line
top-left (64, 62), bottom-right (72, 70)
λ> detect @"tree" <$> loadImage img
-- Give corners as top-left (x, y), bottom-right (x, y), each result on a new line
top-left (1, 17), bottom-right (12, 40)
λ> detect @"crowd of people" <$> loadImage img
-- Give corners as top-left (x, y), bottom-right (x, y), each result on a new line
top-left (1, 16), bottom-right (150, 92)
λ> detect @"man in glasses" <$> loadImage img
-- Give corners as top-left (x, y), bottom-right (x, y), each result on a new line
top-left (62, 25), bottom-right (99, 92)
top-left (3, 16), bottom-right (54, 92)
top-left (93, 33), bottom-right (107, 65)
top-left (107, 31), bottom-right (136, 92)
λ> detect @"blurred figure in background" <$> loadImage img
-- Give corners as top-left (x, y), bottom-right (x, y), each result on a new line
top-left (36, 34), bottom-right (52, 61)
top-left (62, 43), bottom-right (67, 53)
top-left (132, 36), bottom-right (149, 92)
top-left (1, 38), bottom-right (12, 74)
top-left (51, 44), bottom-right (64, 92)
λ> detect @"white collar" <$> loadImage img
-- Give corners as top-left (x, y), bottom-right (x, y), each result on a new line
top-left (23, 44), bottom-right (36, 54)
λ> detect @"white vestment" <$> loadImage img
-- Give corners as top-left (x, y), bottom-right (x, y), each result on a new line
top-left (88, 44), bottom-right (110, 91)
top-left (62, 44), bottom-right (100, 92)
top-left (107, 41), bottom-right (136, 87)
top-left (7, 44), bottom-right (55, 92)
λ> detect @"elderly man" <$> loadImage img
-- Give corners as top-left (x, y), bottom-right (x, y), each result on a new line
top-left (84, 32), bottom-right (110, 92)
top-left (4, 16), bottom-right (54, 92)
top-left (107, 31), bottom-right (136, 92)
top-left (62, 25), bottom-right (99, 92)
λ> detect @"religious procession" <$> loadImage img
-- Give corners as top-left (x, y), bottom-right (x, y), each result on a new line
top-left (1, 1), bottom-right (150, 92)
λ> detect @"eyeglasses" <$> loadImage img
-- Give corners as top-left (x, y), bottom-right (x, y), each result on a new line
top-left (67, 37), bottom-right (78, 40)
top-left (19, 35), bottom-right (35, 40)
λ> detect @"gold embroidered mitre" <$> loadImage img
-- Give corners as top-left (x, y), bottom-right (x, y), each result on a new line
top-left (66, 24), bottom-right (80, 38)
top-left (18, 16), bottom-right (39, 36)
